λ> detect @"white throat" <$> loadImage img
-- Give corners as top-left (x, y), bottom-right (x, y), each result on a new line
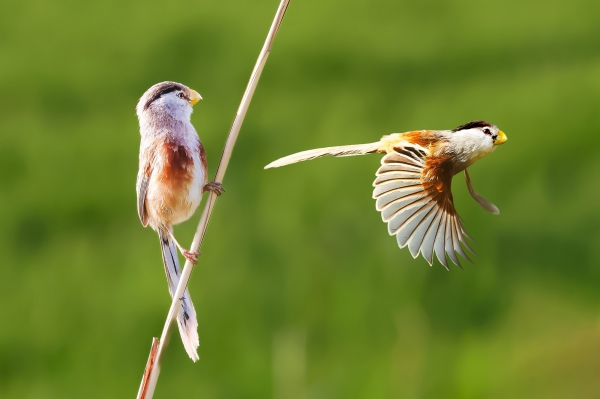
top-left (445, 129), bottom-right (496, 173)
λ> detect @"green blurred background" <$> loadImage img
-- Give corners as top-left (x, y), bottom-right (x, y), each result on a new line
top-left (1, 0), bottom-right (600, 397)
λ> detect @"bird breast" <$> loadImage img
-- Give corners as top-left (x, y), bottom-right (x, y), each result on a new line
top-left (147, 141), bottom-right (205, 226)
top-left (448, 140), bottom-right (497, 174)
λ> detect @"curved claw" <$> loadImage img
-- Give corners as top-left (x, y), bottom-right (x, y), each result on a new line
top-left (203, 181), bottom-right (225, 196)
top-left (183, 250), bottom-right (200, 264)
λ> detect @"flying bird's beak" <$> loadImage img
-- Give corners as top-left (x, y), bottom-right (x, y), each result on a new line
top-left (188, 90), bottom-right (202, 106)
top-left (494, 130), bottom-right (507, 146)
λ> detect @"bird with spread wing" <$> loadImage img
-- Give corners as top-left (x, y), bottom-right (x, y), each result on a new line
top-left (265, 121), bottom-right (507, 269)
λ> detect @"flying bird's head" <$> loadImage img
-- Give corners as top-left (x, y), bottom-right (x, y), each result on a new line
top-left (447, 120), bottom-right (507, 169)
top-left (136, 81), bottom-right (202, 124)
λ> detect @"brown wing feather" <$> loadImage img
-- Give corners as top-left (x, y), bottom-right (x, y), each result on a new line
top-left (373, 141), bottom-right (474, 268)
top-left (199, 142), bottom-right (208, 186)
top-left (136, 162), bottom-right (152, 227)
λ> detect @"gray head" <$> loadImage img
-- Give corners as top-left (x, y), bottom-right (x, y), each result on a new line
top-left (136, 81), bottom-right (202, 123)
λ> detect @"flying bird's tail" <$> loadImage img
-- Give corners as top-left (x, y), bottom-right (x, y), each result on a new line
top-left (158, 228), bottom-right (199, 362)
top-left (264, 142), bottom-right (382, 169)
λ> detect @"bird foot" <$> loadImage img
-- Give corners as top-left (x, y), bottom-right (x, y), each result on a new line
top-left (183, 250), bottom-right (200, 264)
top-left (204, 181), bottom-right (225, 196)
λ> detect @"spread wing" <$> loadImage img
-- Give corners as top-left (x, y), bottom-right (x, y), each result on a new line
top-left (372, 143), bottom-right (474, 269)
top-left (136, 155), bottom-right (153, 227)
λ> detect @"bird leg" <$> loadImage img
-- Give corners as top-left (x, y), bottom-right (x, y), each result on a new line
top-left (203, 181), bottom-right (225, 196)
top-left (166, 229), bottom-right (200, 264)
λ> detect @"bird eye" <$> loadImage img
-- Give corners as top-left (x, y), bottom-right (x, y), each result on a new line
top-left (482, 127), bottom-right (491, 135)
top-left (177, 92), bottom-right (185, 99)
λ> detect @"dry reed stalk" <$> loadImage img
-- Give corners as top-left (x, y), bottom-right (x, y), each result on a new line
top-left (136, 1), bottom-right (291, 397)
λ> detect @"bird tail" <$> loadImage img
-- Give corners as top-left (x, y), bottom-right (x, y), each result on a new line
top-left (264, 142), bottom-right (382, 169)
top-left (158, 228), bottom-right (199, 362)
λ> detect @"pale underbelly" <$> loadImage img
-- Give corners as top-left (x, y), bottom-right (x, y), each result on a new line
top-left (147, 167), bottom-right (204, 227)
top-left (147, 185), bottom-right (202, 226)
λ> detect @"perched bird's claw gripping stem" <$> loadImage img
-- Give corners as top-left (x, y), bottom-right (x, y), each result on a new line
top-left (182, 249), bottom-right (200, 264)
top-left (165, 229), bottom-right (201, 264)
top-left (203, 181), bottom-right (225, 196)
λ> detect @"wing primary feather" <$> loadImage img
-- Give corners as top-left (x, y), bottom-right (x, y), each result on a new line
top-left (395, 201), bottom-right (436, 247)
top-left (374, 170), bottom-right (421, 180)
top-left (382, 153), bottom-right (423, 168)
top-left (377, 163), bottom-right (422, 174)
top-left (403, 146), bottom-right (427, 163)
top-left (433, 211), bottom-right (449, 270)
top-left (458, 217), bottom-right (477, 243)
top-left (461, 228), bottom-right (477, 244)
top-left (420, 209), bottom-right (443, 266)
top-left (374, 174), bottom-right (421, 185)
top-left (379, 162), bottom-right (423, 173)
top-left (454, 216), bottom-right (477, 257)
top-left (445, 213), bottom-right (461, 268)
top-left (460, 226), bottom-right (478, 255)
top-left (407, 206), bottom-right (439, 258)
top-left (386, 198), bottom-right (431, 235)
top-left (394, 147), bottom-right (426, 166)
top-left (451, 216), bottom-right (473, 263)
top-left (136, 168), bottom-right (150, 227)
top-left (382, 194), bottom-right (428, 224)
top-left (376, 190), bottom-right (427, 212)
top-left (373, 180), bottom-right (422, 198)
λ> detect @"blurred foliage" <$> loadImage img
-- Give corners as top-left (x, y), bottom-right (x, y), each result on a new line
top-left (1, 0), bottom-right (600, 398)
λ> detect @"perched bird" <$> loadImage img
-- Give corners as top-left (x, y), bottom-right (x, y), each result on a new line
top-left (136, 81), bottom-right (223, 361)
top-left (265, 121), bottom-right (507, 269)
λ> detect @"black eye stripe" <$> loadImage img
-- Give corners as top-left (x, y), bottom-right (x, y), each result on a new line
top-left (452, 120), bottom-right (493, 132)
top-left (143, 83), bottom-right (186, 110)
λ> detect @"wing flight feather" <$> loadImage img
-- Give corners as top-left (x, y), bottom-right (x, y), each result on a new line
top-left (373, 143), bottom-right (474, 268)
top-left (136, 168), bottom-right (150, 227)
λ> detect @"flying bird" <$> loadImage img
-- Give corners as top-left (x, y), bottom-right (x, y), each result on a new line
top-left (136, 81), bottom-right (223, 361)
top-left (265, 121), bottom-right (507, 269)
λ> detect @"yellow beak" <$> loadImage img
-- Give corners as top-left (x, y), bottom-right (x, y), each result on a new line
top-left (494, 130), bottom-right (507, 145)
top-left (188, 89), bottom-right (202, 106)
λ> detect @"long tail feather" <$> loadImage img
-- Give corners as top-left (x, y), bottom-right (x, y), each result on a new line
top-left (264, 142), bottom-right (382, 169)
top-left (158, 229), bottom-right (199, 362)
